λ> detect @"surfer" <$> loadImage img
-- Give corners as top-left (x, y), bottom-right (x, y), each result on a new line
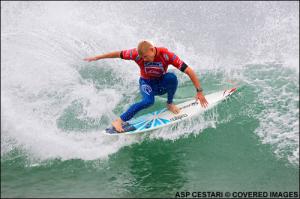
top-left (84, 40), bottom-right (208, 132)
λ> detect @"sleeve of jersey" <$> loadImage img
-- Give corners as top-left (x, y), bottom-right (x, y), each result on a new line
top-left (120, 48), bottom-right (138, 61)
top-left (166, 51), bottom-right (188, 72)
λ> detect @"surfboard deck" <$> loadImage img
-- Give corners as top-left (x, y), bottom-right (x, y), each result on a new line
top-left (104, 87), bottom-right (237, 135)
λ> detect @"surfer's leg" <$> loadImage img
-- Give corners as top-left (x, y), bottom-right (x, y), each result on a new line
top-left (120, 79), bottom-right (154, 121)
top-left (161, 72), bottom-right (178, 104)
top-left (159, 73), bottom-right (180, 114)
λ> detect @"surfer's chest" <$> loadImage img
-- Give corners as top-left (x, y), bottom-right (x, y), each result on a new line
top-left (139, 61), bottom-right (168, 77)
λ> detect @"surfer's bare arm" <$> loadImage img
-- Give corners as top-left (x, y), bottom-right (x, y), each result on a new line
top-left (184, 67), bottom-right (209, 108)
top-left (83, 51), bottom-right (121, 62)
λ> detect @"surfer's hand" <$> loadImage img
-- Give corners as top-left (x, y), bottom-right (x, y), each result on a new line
top-left (83, 57), bottom-right (98, 62)
top-left (195, 92), bottom-right (209, 108)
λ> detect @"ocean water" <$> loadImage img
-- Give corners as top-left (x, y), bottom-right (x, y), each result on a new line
top-left (1, 1), bottom-right (299, 198)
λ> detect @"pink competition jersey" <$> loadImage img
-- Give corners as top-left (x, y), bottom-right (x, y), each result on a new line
top-left (120, 47), bottom-right (188, 79)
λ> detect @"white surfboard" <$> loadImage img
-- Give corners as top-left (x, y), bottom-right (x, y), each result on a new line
top-left (104, 87), bottom-right (237, 135)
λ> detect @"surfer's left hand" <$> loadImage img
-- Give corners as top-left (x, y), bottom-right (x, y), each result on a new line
top-left (195, 92), bottom-right (209, 108)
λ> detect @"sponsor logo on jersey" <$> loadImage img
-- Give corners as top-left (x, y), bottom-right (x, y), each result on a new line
top-left (144, 62), bottom-right (163, 67)
top-left (147, 69), bottom-right (161, 75)
top-left (144, 62), bottom-right (165, 76)
top-left (163, 54), bottom-right (169, 61)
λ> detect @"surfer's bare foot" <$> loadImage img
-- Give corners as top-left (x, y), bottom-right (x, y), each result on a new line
top-left (112, 118), bottom-right (124, 133)
top-left (167, 103), bottom-right (180, 114)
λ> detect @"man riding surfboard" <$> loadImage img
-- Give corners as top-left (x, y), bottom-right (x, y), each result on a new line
top-left (84, 40), bottom-right (208, 133)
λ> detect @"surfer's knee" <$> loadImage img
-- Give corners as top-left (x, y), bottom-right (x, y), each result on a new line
top-left (164, 73), bottom-right (178, 85)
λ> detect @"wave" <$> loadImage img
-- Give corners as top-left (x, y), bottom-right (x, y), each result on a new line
top-left (1, 1), bottom-right (298, 165)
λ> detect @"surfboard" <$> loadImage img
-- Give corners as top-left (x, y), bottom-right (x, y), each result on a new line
top-left (104, 87), bottom-right (237, 135)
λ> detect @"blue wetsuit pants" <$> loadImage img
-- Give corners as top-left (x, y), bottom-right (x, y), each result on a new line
top-left (120, 72), bottom-right (178, 121)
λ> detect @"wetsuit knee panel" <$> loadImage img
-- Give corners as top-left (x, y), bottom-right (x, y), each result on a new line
top-left (164, 73), bottom-right (178, 85)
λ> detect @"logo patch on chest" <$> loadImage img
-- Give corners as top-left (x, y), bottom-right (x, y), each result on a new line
top-left (144, 62), bottom-right (165, 77)
top-left (144, 62), bottom-right (163, 67)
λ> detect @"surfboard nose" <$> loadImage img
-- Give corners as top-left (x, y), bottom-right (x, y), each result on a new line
top-left (230, 88), bottom-right (237, 93)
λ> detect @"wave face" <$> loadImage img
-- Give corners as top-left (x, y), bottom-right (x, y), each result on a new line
top-left (1, 1), bottom-right (299, 198)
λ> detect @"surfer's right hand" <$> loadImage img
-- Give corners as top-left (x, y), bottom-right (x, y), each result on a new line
top-left (83, 57), bottom-right (98, 62)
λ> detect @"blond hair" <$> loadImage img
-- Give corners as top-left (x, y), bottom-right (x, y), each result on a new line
top-left (137, 40), bottom-right (154, 56)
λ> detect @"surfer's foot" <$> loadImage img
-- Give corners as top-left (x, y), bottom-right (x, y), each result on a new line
top-left (112, 118), bottom-right (124, 133)
top-left (167, 103), bottom-right (180, 114)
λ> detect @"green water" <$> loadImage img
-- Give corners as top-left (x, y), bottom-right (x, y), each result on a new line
top-left (2, 120), bottom-right (298, 198)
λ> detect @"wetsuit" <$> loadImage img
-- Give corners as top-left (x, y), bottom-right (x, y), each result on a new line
top-left (119, 47), bottom-right (188, 121)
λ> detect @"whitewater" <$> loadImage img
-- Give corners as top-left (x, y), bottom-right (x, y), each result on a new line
top-left (1, 1), bottom-right (299, 198)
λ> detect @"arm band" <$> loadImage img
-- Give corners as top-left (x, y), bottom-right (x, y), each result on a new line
top-left (120, 51), bottom-right (123, 59)
top-left (180, 62), bottom-right (188, 72)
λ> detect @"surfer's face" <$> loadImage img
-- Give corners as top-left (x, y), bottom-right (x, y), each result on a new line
top-left (141, 47), bottom-right (155, 62)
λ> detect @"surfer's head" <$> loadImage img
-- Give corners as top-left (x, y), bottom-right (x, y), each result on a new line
top-left (137, 40), bottom-right (156, 62)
